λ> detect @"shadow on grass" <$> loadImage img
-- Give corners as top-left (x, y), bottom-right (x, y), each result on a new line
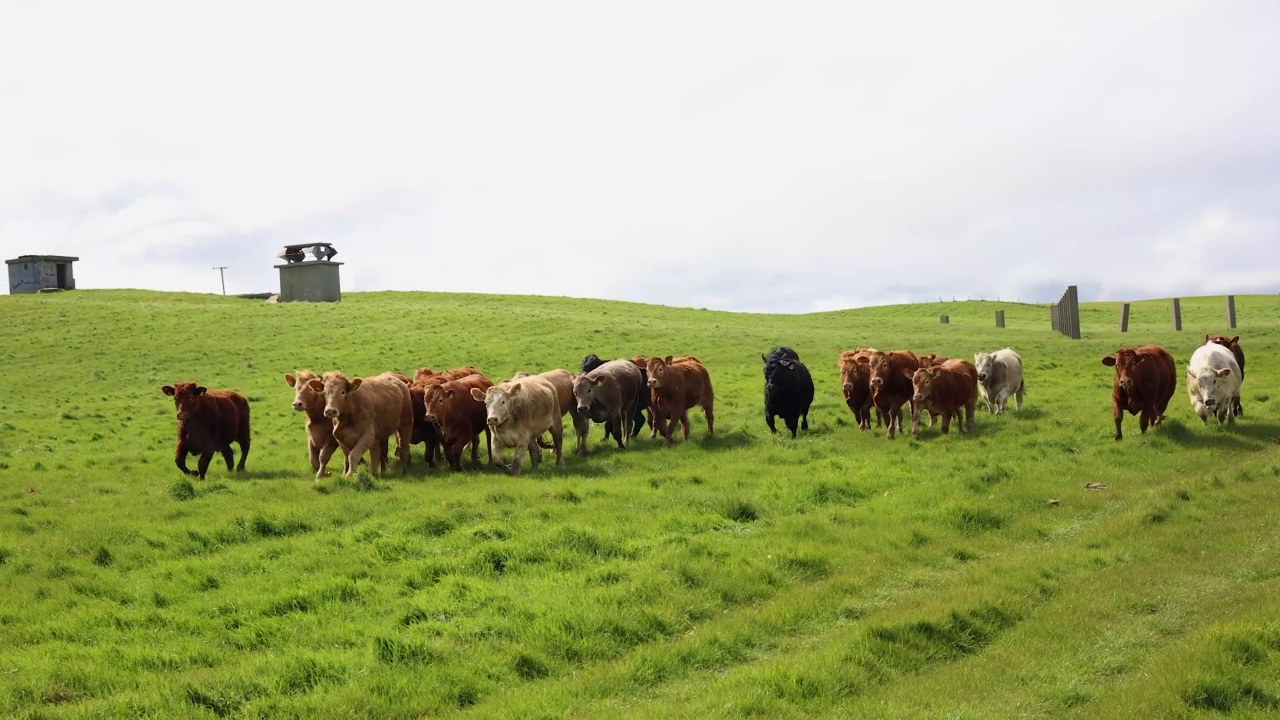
top-left (1156, 418), bottom-right (1279, 450)
top-left (697, 429), bottom-right (755, 450)
top-left (238, 469), bottom-right (297, 480)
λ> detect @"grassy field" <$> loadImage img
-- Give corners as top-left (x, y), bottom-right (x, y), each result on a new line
top-left (1, 289), bottom-right (1279, 719)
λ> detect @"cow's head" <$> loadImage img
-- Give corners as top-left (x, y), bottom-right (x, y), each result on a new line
top-left (162, 381), bottom-right (206, 420)
top-left (422, 384), bottom-right (457, 425)
top-left (309, 373), bottom-right (362, 419)
top-left (580, 354), bottom-right (605, 374)
top-left (1102, 349), bottom-right (1149, 392)
top-left (646, 356), bottom-right (674, 389)
top-left (1188, 364), bottom-right (1234, 409)
top-left (762, 353), bottom-right (800, 395)
top-left (973, 352), bottom-right (995, 383)
top-left (919, 353), bottom-right (948, 368)
top-left (904, 366), bottom-right (943, 403)
top-left (285, 370), bottom-right (322, 412)
top-left (573, 373), bottom-right (607, 414)
top-left (867, 352), bottom-right (892, 390)
top-left (474, 383), bottom-right (520, 427)
top-left (1205, 335), bottom-right (1240, 351)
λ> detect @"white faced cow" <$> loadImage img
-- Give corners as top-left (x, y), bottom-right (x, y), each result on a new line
top-left (1186, 343), bottom-right (1241, 425)
top-left (972, 348), bottom-right (1025, 414)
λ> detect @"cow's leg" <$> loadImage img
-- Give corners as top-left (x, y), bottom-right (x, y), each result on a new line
top-left (766, 408), bottom-right (778, 434)
top-left (508, 441), bottom-right (526, 476)
top-left (175, 442), bottom-right (198, 477)
top-left (703, 402), bottom-right (714, 435)
top-left (345, 437), bottom-right (374, 478)
top-left (571, 410), bottom-right (588, 456)
top-left (196, 451), bottom-right (215, 480)
top-left (551, 421), bottom-right (564, 466)
top-left (981, 389), bottom-right (995, 414)
top-left (1138, 408), bottom-right (1152, 434)
top-left (1015, 382), bottom-right (1024, 411)
top-left (941, 411), bottom-right (953, 435)
top-left (220, 445), bottom-right (235, 471)
top-left (801, 410), bottom-right (809, 431)
top-left (622, 403), bottom-right (635, 444)
top-left (236, 433), bottom-right (249, 471)
top-left (317, 439), bottom-right (337, 478)
top-left (1112, 406), bottom-right (1124, 441)
top-left (308, 438), bottom-right (322, 473)
top-left (613, 413), bottom-right (628, 449)
top-left (784, 414), bottom-right (798, 438)
top-left (965, 401), bottom-right (975, 433)
top-left (910, 402), bottom-right (922, 440)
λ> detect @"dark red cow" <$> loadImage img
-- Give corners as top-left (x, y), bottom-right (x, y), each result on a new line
top-left (408, 366), bottom-right (483, 467)
top-left (904, 359), bottom-right (978, 439)
top-left (645, 356), bottom-right (715, 446)
top-left (838, 348), bottom-right (881, 430)
top-left (867, 350), bottom-right (920, 439)
top-left (1101, 345), bottom-right (1176, 440)
top-left (423, 374), bottom-right (494, 470)
top-left (161, 381), bottom-right (251, 479)
top-left (1203, 335), bottom-right (1245, 417)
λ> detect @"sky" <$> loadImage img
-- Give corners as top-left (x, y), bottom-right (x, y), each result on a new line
top-left (2, 1), bottom-right (1278, 312)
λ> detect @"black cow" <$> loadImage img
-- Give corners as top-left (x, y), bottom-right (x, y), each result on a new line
top-left (762, 346), bottom-right (814, 437)
top-left (581, 353), bottom-right (649, 441)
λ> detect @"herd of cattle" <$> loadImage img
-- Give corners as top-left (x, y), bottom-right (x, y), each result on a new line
top-left (158, 334), bottom-right (1248, 481)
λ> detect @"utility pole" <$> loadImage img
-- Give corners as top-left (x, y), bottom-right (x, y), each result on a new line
top-left (213, 266), bottom-right (228, 295)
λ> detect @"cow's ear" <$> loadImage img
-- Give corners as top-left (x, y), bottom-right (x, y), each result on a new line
top-left (930, 367), bottom-right (943, 377)
top-left (470, 387), bottom-right (486, 402)
top-left (349, 378), bottom-right (363, 392)
top-left (1216, 368), bottom-right (1233, 378)
top-left (307, 379), bottom-right (324, 391)
top-left (1229, 336), bottom-right (1239, 345)
top-left (162, 385), bottom-right (175, 396)
top-left (785, 361), bottom-right (797, 370)
top-left (194, 386), bottom-right (207, 396)
top-left (900, 368), bottom-right (914, 379)
top-left (663, 355), bottom-right (673, 365)
top-left (285, 374), bottom-right (297, 387)
top-left (444, 389), bottom-right (455, 399)
top-left (855, 355), bottom-right (869, 365)
top-left (1101, 356), bottom-right (1116, 366)
top-left (593, 377), bottom-right (605, 386)
top-left (761, 353), bottom-right (768, 363)
top-left (509, 383), bottom-right (522, 396)
top-left (1135, 356), bottom-right (1147, 365)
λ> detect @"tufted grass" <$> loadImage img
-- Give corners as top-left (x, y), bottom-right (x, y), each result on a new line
top-left (0, 289), bottom-right (1279, 718)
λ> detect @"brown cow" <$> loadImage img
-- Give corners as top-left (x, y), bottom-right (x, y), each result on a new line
top-left (918, 353), bottom-right (949, 368)
top-left (1101, 345), bottom-right (1177, 441)
top-left (161, 381), bottom-right (251, 479)
top-left (645, 356), bottom-right (715, 446)
top-left (1203, 335), bottom-right (1245, 417)
top-left (867, 350), bottom-right (920, 439)
top-left (572, 359), bottom-right (645, 454)
top-left (285, 370), bottom-right (339, 479)
top-left (838, 348), bottom-right (882, 430)
top-left (905, 359), bottom-right (978, 439)
top-left (408, 366), bottom-right (484, 467)
top-left (423, 374), bottom-right (494, 470)
top-left (309, 371), bottom-right (413, 479)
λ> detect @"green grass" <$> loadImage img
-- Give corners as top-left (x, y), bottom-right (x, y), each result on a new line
top-left (1, 289), bottom-right (1279, 719)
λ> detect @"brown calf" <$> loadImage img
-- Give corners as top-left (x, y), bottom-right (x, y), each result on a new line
top-left (838, 348), bottom-right (882, 430)
top-left (423, 374), bottom-right (494, 470)
top-left (1102, 345), bottom-right (1176, 441)
top-left (905, 359), bottom-right (978, 439)
top-left (645, 356), bottom-right (715, 446)
top-left (285, 370), bottom-right (339, 479)
top-left (161, 381), bottom-right (251, 479)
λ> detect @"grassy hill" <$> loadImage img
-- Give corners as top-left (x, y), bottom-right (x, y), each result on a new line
top-left (1, 289), bottom-right (1278, 719)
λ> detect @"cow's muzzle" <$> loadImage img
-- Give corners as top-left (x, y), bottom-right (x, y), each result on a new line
top-left (324, 408), bottom-right (338, 419)
top-left (292, 401), bottom-right (305, 411)
top-left (1204, 398), bottom-right (1216, 406)
top-left (976, 373), bottom-right (987, 382)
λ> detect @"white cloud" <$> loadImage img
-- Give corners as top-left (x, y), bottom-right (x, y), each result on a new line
top-left (3, 1), bottom-right (1279, 306)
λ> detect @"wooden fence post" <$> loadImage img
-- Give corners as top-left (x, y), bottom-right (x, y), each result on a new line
top-left (1171, 298), bottom-right (1182, 331)
top-left (1225, 295), bottom-right (1236, 329)
top-left (1118, 303), bottom-right (1130, 333)
top-left (995, 310), bottom-right (1005, 328)
top-left (1050, 303), bottom-right (1059, 332)
top-left (1065, 285), bottom-right (1080, 339)
top-left (940, 315), bottom-right (949, 324)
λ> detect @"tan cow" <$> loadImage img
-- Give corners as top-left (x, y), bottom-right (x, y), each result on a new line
top-left (511, 368), bottom-right (588, 450)
top-left (285, 370), bottom-right (340, 479)
top-left (308, 371), bottom-right (413, 481)
top-left (473, 374), bottom-right (563, 475)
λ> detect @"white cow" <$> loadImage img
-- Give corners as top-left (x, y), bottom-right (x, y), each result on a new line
top-left (1186, 344), bottom-right (1241, 425)
top-left (972, 348), bottom-right (1025, 414)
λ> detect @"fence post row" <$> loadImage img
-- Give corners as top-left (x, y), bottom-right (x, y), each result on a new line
top-left (1051, 285), bottom-right (1080, 340)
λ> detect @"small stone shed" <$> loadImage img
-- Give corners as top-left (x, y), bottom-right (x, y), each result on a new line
top-left (274, 244), bottom-right (342, 302)
top-left (6, 255), bottom-right (79, 294)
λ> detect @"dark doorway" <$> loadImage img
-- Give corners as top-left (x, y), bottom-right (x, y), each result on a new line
top-left (56, 263), bottom-right (68, 289)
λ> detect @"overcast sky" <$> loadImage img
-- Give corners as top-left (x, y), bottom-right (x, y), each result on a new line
top-left (2, 1), bottom-right (1278, 311)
